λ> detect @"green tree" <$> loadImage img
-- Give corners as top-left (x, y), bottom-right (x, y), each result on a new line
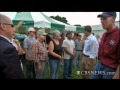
top-left (74, 24), bottom-right (81, 27)
top-left (50, 15), bottom-right (68, 24)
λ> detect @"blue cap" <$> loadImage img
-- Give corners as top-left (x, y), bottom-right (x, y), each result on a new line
top-left (97, 12), bottom-right (116, 18)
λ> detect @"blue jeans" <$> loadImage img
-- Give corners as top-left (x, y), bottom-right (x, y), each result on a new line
top-left (49, 59), bottom-right (60, 79)
top-left (26, 60), bottom-right (35, 79)
top-left (92, 61), bottom-right (116, 79)
top-left (75, 51), bottom-right (82, 67)
top-left (63, 59), bottom-right (73, 79)
top-left (35, 61), bottom-right (46, 79)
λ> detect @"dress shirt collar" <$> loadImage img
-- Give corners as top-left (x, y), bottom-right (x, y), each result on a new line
top-left (0, 35), bottom-right (11, 43)
top-left (87, 34), bottom-right (93, 40)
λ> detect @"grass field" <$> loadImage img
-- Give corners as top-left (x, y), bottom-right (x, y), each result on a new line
top-left (22, 60), bottom-right (82, 79)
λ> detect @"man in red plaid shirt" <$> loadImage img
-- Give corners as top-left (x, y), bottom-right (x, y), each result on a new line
top-left (32, 30), bottom-right (48, 79)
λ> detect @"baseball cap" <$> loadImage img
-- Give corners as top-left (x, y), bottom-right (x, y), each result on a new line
top-left (78, 33), bottom-right (81, 36)
top-left (28, 27), bottom-right (36, 32)
top-left (37, 30), bottom-right (47, 35)
top-left (97, 12), bottom-right (117, 18)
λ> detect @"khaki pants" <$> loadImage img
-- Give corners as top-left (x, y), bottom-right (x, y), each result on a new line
top-left (80, 55), bottom-right (97, 79)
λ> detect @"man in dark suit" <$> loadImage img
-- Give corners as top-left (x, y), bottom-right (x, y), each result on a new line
top-left (0, 14), bottom-right (24, 79)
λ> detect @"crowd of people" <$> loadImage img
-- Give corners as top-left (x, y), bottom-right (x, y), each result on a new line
top-left (0, 12), bottom-right (119, 79)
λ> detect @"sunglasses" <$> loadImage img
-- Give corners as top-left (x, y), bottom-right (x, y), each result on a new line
top-left (0, 23), bottom-right (14, 28)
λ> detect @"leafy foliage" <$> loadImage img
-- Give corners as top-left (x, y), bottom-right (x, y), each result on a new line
top-left (50, 15), bottom-right (68, 24)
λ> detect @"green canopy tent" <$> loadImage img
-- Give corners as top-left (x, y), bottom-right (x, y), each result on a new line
top-left (12, 12), bottom-right (65, 31)
top-left (76, 26), bottom-right (84, 33)
top-left (13, 12), bottom-right (34, 27)
top-left (1, 12), bottom-right (81, 32)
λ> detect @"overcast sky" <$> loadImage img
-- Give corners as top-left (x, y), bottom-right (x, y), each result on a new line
top-left (43, 12), bottom-right (120, 26)
top-left (1, 12), bottom-right (119, 26)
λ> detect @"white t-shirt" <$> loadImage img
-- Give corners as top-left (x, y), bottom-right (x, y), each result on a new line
top-left (62, 38), bottom-right (75, 59)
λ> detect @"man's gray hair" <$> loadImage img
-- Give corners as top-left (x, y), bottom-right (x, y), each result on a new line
top-left (0, 14), bottom-right (5, 23)
top-left (0, 14), bottom-right (11, 24)
top-left (52, 30), bottom-right (60, 38)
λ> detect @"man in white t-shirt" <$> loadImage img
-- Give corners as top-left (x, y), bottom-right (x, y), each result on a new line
top-left (62, 31), bottom-right (75, 79)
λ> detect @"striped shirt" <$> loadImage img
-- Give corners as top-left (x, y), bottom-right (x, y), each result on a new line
top-left (32, 40), bottom-right (47, 63)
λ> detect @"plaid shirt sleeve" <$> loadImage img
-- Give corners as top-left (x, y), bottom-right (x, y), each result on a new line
top-left (32, 42), bottom-right (39, 63)
top-left (38, 42), bottom-right (47, 61)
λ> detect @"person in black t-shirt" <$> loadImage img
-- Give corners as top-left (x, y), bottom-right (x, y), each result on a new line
top-left (48, 30), bottom-right (63, 79)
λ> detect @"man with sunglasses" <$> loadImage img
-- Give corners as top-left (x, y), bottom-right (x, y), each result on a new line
top-left (92, 12), bottom-right (120, 79)
top-left (0, 14), bottom-right (24, 79)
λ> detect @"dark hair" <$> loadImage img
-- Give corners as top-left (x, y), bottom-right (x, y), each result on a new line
top-left (76, 33), bottom-right (79, 36)
top-left (84, 25), bottom-right (92, 33)
top-left (46, 34), bottom-right (52, 45)
top-left (66, 31), bottom-right (72, 36)
top-left (74, 33), bottom-right (77, 36)
top-left (61, 33), bottom-right (64, 37)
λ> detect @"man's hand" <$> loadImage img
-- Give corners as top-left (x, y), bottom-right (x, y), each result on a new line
top-left (112, 75), bottom-right (119, 79)
top-left (58, 55), bottom-right (63, 61)
top-left (17, 21), bottom-right (24, 27)
top-left (13, 21), bottom-right (24, 30)
top-left (85, 59), bottom-right (94, 70)
top-left (13, 39), bottom-right (20, 46)
top-left (87, 58), bottom-right (94, 66)
top-left (112, 65), bottom-right (119, 79)
top-left (85, 64), bottom-right (91, 70)
top-left (71, 53), bottom-right (75, 57)
top-left (60, 57), bottom-right (64, 62)
top-left (70, 53), bottom-right (75, 59)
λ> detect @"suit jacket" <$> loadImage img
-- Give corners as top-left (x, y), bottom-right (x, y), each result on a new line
top-left (0, 36), bottom-right (24, 79)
